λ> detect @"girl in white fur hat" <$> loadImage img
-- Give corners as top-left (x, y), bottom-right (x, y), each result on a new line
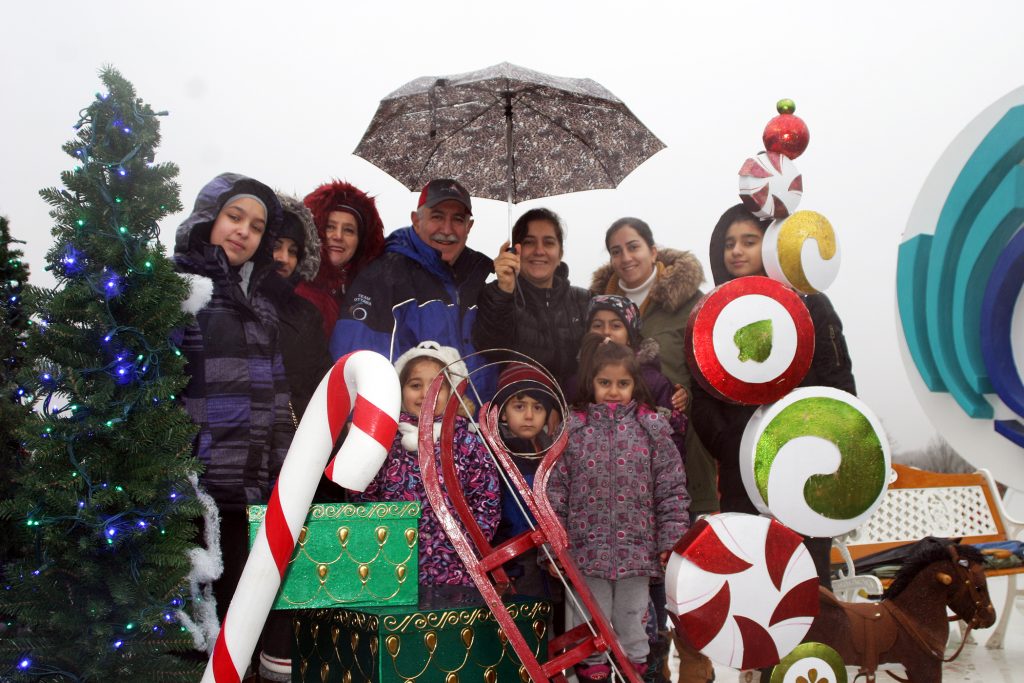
top-left (348, 341), bottom-right (501, 586)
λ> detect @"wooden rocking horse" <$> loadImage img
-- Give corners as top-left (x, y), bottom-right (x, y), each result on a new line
top-left (803, 537), bottom-right (996, 682)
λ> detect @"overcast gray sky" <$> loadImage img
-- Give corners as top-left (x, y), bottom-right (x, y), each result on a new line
top-left (2, 0), bottom-right (1022, 461)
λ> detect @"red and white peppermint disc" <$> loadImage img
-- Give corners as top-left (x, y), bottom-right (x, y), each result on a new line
top-left (666, 513), bottom-right (819, 670)
top-left (685, 276), bottom-right (814, 405)
top-left (738, 151), bottom-right (803, 220)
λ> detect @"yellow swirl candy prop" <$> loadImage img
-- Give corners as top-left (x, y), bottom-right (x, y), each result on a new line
top-left (739, 387), bottom-right (891, 538)
top-left (763, 210), bottom-right (840, 294)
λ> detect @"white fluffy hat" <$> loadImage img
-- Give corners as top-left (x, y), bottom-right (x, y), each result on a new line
top-left (393, 341), bottom-right (469, 384)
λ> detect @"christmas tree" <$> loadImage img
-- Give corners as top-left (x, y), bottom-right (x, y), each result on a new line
top-left (0, 68), bottom-right (204, 681)
top-left (0, 216), bottom-right (30, 569)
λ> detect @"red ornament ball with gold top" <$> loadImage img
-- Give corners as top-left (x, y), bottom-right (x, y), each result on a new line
top-left (763, 99), bottom-right (810, 160)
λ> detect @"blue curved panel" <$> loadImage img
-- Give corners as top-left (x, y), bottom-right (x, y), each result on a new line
top-left (924, 105), bottom-right (1024, 418)
top-left (981, 226), bottom-right (1024, 428)
top-left (995, 420), bottom-right (1024, 447)
top-left (952, 166), bottom-right (1024, 393)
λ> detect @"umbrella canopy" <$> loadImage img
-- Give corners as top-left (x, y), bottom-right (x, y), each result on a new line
top-left (354, 62), bottom-right (665, 205)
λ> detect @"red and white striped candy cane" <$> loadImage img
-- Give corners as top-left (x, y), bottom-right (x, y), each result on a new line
top-left (201, 350), bottom-right (400, 683)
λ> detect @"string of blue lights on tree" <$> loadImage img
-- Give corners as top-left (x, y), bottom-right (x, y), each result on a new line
top-left (0, 68), bottom-right (205, 682)
top-left (0, 215), bottom-right (32, 667)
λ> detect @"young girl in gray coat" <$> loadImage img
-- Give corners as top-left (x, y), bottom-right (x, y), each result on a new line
top-left (546, 333), bottom-right (690, 681)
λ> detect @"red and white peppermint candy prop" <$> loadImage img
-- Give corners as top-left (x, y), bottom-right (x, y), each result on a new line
top-left (201, 351), bottom-right (400, 683)
top-left (666, 513), bottom-right (819, 670)
top-left (685, 276), bottom-right (814, 405)
top-left (738, 151), bottom-right (803, 220)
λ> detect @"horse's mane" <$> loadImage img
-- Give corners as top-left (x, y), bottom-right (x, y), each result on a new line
top-left (883, 537), bottom-right (985, 600)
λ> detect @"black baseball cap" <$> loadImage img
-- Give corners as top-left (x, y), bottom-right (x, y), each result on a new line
top-left (417, 179), bottom-right (472, 215)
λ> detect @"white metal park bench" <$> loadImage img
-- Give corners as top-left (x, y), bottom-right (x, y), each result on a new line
top-left (830, 463), bottom-right (1024, 648)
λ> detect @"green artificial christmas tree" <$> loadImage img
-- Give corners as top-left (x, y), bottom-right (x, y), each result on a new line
top-left (0, 68), bottom-right (204, 682)
top-left (0, 216), bottom-right (30, 570)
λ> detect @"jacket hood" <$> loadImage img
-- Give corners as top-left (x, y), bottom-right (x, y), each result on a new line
top-left (303, 180), bottom-right (386, 291)
top-left (175, 172), bottom-right (283, 269)
top-left (275, 192), bottom-right (321, 283)
top-left (708, 203), bottom-right (771, 286)
top-left (590, 248), bottom-right (705, 314)
top-left (385, 227), bottom-right (493, 293)
top-left (386, 226), bottom-right (449, 281)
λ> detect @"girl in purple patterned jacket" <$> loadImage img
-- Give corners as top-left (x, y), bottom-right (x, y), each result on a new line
top-left (349, 341), bottom-right (501, 586)
top-left (547, 333), bottom-right (690, 682)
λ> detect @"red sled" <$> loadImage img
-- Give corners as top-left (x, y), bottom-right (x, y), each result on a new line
top-left (417, 371), bottom-right (643, 683)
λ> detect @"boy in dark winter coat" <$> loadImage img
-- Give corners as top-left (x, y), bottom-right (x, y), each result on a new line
top-left (492, 362), bottom-right (561, 601)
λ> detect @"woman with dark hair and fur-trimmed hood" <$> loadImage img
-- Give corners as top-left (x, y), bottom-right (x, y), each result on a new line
top-left (266, 193), bottom-right (332, 420)
top-left (591, 217), bottom-right (716, 683)
top-left (692, 203), bottom-right (855, 591)
top-left (299, 180), bottom-right (386, 339)
top-left (590, 218), bottom-right (718, 516)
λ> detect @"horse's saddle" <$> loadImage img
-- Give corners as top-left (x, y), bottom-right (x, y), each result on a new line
top-left (823, 587), bottom-right (899, 677)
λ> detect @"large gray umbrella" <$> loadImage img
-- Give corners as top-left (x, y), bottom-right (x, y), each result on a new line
top-left (354, 62), bottom-right (665, 234)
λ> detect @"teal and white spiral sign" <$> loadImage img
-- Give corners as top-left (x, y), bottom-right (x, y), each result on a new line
top-left (897, 86), bottom-right (1024, 490)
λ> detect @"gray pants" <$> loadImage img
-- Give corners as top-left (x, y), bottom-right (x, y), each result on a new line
top-left (574, 574), bottom-right (651, 664)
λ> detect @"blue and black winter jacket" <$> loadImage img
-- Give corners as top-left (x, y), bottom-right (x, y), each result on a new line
top-left (329, 227), bottom-right (497, 399)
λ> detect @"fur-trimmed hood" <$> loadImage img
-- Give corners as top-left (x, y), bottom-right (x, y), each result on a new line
top-left (303, 180), bottom-right (385, 293)
top-left (275, 192), bottom-right (321, 283)
top-left (590, 248), bottom-right (705, 315)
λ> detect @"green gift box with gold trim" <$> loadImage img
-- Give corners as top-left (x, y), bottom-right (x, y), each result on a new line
top-left (293, 585), bottom-right (550, 682)
top-left (247, 502), bottom-right (420, 610)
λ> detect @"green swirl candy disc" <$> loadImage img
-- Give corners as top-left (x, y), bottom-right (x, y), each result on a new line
top-left (739, 386), bottom-right (891, 537)
top-left (770, 642), bottom-right (847, 683)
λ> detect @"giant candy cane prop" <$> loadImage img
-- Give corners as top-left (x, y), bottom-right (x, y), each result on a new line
top-left (201, 350), bottom-right (400, 683)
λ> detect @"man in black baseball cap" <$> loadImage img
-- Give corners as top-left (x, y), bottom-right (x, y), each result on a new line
top-left (412, 178), bottom-right (474, 264)
top-left (330, 177), bottom-right (498, 399)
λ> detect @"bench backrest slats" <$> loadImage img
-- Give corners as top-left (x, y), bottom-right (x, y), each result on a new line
top-left (831, 464), bottom-right (1007, 564)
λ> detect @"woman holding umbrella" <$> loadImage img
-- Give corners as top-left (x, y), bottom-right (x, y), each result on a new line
top-left (298, 180), bottom-right (386, 339)
top-left (590, 216), bottom-right (715, 683)
top-left (473, 208), bottom-right (590, 392)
